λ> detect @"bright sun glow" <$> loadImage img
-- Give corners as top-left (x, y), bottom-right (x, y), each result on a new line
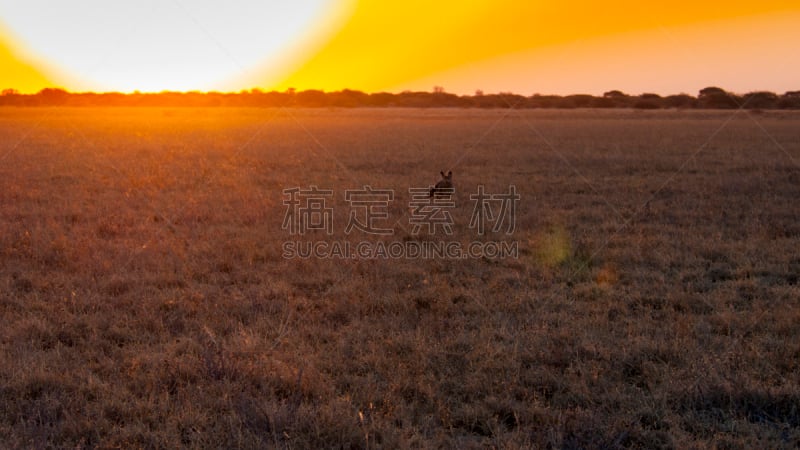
top-left (0, 0), bottom-right (344, 92)
top-left (0, 0), bottom-right (798, 94)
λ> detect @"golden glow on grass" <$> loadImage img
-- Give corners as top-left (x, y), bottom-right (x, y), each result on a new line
top-left (0, 1), bottom-right (798, 93)
top-left (536, 227), bottom-right (571, 269)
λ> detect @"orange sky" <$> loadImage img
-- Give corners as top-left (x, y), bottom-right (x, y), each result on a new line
top-left (0, 23), bottom-right (51, 92)
top-left (1, 1), bottom-right (799, 95)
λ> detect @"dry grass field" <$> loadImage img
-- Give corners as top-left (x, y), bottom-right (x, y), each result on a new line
top-left (1, 107), bottom-right (799, 449)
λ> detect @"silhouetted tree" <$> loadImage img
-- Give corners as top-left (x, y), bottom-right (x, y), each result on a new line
top-left (35, 87), bottom-right (69, 105)
top-left (295, 90), bottom-right (328, 107)
top-left (633, 93), bottom-right (662, 109)
top-left (474, 94), bottom-right (508, 108)
top-left (603, 90), bottom-right (627, 98)
top-left (742, 91), bottom-right (778, 109)
top-left (698, 86), bottom-right (737, 109)
top-left (496, 93), bottom-right (526, 107)
top-left (699, 86), bottom-right (726, 97)
top-left (563, 94), bottom-right (594, 108)
top-left (598, 90), bottom-right (630, 107)
top-left (0, 89), bottom-right (21, 106)
top-left (591, 97), bottom-right (616, 108)
top-left (634, 99), bottom-right (660, 109)
top-left (3, 86), bottom-right (800, 109)
top-left (778, 91), bottom-right (800, 109)
top-left (263, 91), bottom-right (292, 107)
top-left (368, 92), bottom-right (396, 107)
top-left (528, 94), bottom-right (563, 108)
top-left (329, 89), bottom-right (368, 107)
top-left (664, 94), bottom-right (695, 109)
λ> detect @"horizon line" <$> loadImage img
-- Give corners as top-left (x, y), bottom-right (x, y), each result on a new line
top-left (3, 86), bottom-right (800, 98)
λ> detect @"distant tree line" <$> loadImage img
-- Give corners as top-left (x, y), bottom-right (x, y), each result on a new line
top-left (1, 86), bottom-right (799, 109)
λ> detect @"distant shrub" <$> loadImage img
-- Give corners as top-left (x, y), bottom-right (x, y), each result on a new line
top-left (742, 91), bottom-right (778, 109)
top-left (295, 90), bottom-right (328, 107)
top-left (564, 94), bottom-right (594, 108)
top-left (0, 85), bottom-right (797, 109)
top-left (778, 98), bottom-right (800, 109)
top-left (664, 94), bottom-right (695, 109)
top-left (528, 95), bottom-right (562, 108)
top-left (591, 97), bottom-right (616, 108)
top-left (603, 90), bottom-right (628, 98)
top-left (698, 86), bottom-right (739, 109)
top-left (634, 100), bottom-right (660, 109)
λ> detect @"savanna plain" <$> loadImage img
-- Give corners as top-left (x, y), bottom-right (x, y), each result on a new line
top-left (0, 107), bottom-right (799, 449)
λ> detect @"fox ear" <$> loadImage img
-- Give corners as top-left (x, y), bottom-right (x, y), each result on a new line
top-left (447, 171), bottom-right (452, 177)
top-left (440, 171), bottom-right (445, 177)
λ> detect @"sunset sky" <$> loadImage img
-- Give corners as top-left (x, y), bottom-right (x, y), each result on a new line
top-left (0, 1), bottom-right (798, 95)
